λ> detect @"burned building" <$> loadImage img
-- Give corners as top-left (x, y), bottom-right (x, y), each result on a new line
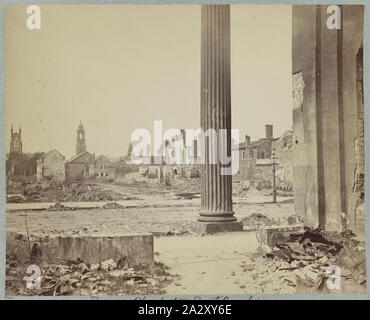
top-left (234, 126), bottom-right (293, 191)
top-left (271, 131), bottom-right (294, 191)
top-left (235, 125), bottom-right (276, 181)
top-left (292, 5), bottom-right (364, 233)
top-left (36, 149), bottom-right (66, 182)
top-left (238, 125), bottom-right (275, 164)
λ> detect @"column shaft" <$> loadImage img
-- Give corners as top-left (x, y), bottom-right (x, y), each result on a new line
top-left (199, 4), bottom-right (235, 223)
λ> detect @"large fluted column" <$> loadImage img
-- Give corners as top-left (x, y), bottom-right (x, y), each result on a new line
top-left (193, 4), bottom-right (242, 233)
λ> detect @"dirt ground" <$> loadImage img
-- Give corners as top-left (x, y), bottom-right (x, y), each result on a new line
top-left (6, 184), bottom-right (294, 236)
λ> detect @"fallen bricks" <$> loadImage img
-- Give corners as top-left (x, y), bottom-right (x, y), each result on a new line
top-left (5, 254), bottom-right (175, 296)
top-left (5, 230), bottom-right (166, 296)
top-left (100, 201), bottom-right (125, 209)
top-left (48, 203), bottom-right (74, 211)
top-left (257, 227), bottom-right (367, 293)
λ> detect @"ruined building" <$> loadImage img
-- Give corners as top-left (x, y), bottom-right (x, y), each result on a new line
top-left (76, 121), bottom-right (87, 155)
top-left (238, 125), bottom-right (275, 162)
top-left (235, 124), bottom-right (276, 181)
top-left (292, 5), bottom-right (364, 233)
top-left (37, 149), bottom-right (66, 182)
top-left (234, 125), bottom-right (293, 191)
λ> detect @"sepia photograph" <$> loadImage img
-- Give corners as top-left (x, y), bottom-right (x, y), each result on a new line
top-left (2, 2), bottom-right (366, 297)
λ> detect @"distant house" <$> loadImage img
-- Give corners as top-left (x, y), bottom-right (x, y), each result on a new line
top-left (95, 155), bottom-right (114, 179)
top-left (65, 151), bottom-right (96, 180)
top-left (36, 149), bottom-right (65, 182)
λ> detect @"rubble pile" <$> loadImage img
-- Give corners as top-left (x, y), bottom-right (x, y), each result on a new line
top-left (169, 178), bottom-right (200, 193)
top-left (48, 203), bottom-right (74, 211)
top-left (100, 202), bottom-right (125, 209)
top-left (166, 227), bottom-right (189, 236)
top-left (6, 180), bottom-right (126, 203)
top-left (174, 193), bottom-right (200, 200)
top-left (5, 254), bottom-right (174, 296)
top-left (242, 213), bottom-right (303, 230)
top-left (6, 194), bottom-right (27, 203)
top-left (241, 213), bottom-right (277, 228)
top-left (243, 227), bottom-right (366, 293)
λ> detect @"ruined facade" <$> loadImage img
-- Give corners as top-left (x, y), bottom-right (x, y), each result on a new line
top-left (238, 125), bottom-right (275, 164)
top-left (271, 131), bottom-right (294, 191)
top-left (36, 149), bottom-right (66, 182)
top-left (234, 125), bottom-right (293, 191)
top-left (292, 5), bottom-right (364, 232)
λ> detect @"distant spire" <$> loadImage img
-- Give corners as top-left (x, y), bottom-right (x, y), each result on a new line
top-left (76, 121), bottom-right (86, 155)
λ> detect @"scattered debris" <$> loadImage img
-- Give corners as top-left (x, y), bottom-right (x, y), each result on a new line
top-left (174, 193), bottom-right (201, 200)
top-left (166, 227), bottom-right (189, 236)
top-left (48, 203), bottom-right (73, 211)
top-left (245, 227), bottom-right (366, 293)
top-left (100, 259), bottom-right (117, 271)
top-left (6, 194), bottom-right (27, 203)
top-left (6, 180), bottom-right (128, 203)
top-left (100, 202), bottom-right (124, 210)
top-left (6, 254), bottom-right (174, 296)
top-left (241, 213), bottom-right (277, 228)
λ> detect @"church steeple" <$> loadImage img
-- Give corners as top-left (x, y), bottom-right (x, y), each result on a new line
top-left (10, 124), bottom-right (22, 154)
top-left (76, 121), bottom-right (87, 155)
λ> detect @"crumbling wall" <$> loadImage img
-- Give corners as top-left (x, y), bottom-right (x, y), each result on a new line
top-left (37, 152), bottom-right (65, 182)
top-left (350, 45), bottom-right (364, 233)
top-left (273, 132), bottom-right (294, 191)
top-left (159, 164), bottom-right (200, 191)
top-left (252, 162), bottom-right (293, 192)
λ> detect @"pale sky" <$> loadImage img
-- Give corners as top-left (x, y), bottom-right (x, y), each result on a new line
top-left (5, 4), bottom-right (292, 159)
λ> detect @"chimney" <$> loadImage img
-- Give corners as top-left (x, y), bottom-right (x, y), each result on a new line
top-left (193, 139), bottom-right (198, 162)
top-left (265, 125), bottom-right (273, 139)
top-left (245, 135), bottom-right (251, 147)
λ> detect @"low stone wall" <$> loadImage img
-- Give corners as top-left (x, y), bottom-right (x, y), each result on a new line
top-left (7, 233), bottom-right (154, 265)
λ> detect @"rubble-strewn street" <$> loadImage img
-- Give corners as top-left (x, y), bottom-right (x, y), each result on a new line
top-left (6, 183), bottom-right (295, 236)
top-left (4, 3), bottom-right (366, 299)
top-left (6, 182), bottom-right (366, 295)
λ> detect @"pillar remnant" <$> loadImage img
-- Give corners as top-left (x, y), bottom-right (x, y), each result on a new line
top-left (191, 4), bottom-right (242, 234)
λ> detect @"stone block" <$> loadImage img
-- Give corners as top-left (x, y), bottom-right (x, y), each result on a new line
top-left (190, 221), bottom-right (243, 235)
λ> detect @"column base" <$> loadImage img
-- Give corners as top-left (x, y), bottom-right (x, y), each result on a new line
top-left (190, 220), bottom-right (243, 235)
